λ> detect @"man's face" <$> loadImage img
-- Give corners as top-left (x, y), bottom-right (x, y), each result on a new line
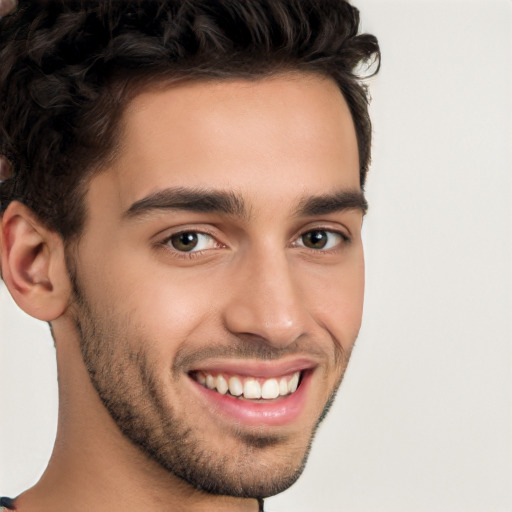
top-left (70, 73), bottom-right (364, 498)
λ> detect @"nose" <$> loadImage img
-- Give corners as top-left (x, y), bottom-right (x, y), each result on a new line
top-left (222, 247), bottom-right (311, 349)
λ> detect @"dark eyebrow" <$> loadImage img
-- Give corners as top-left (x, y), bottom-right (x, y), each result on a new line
top-left (294, 189), bottom-right (368, 217)
top-left (124, 187), bottom-right (249, 220)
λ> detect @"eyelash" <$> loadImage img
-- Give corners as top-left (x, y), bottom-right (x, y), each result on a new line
top-left (159, 227), bottom-right (351, 260)
top-left (160, 230), bottom-right (221, 260)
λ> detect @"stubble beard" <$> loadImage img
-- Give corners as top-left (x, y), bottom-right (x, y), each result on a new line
top-left (70, 280), bottom-right (352, 499)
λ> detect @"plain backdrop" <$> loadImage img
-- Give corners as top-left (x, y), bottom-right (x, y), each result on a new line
top-left (1, 1), bottom-right (511, 511)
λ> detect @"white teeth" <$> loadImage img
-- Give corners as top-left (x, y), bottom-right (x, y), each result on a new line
top-left (279, 377), bottom-right (288, 396)
top-left (195, 371), bottom-right (302, 399)
top-left (216, 375), bottom-right (228, 395)
top-left (228, 376), bottom-right (243, 396)
top-left (243, 379), bottom-right (262, 399)
top-left (288, 373), bottom-right (299, 393)
top-left (206, 374), bottom-right (215, 390)
top-left (261, 378), bottom-right (280, 399)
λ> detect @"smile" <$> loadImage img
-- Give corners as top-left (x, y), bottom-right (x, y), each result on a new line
top-left (187, 360), bottom-right (314, 426)
top-left (191, 371), bottom-right (301, 400)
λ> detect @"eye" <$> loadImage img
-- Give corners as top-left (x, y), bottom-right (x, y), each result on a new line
top-left (166, 231), bottom-right (218, 252)
top-left (296, 229), bottom-right (346, 250)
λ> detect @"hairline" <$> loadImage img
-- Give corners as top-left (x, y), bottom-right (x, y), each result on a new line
top-left (67, 69), bottom-right (357, 246)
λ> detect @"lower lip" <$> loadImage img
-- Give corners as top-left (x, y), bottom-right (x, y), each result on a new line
top-left (189, 372), bottom-right (311, 427)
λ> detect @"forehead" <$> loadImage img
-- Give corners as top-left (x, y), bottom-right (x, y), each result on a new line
top-left (89, 73), bottom-right (360, 217)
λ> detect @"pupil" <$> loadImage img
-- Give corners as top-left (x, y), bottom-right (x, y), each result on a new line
top-left (172, 232), bottom-right (198, 251)
top-left (304, 230), bottom-right (327, 249)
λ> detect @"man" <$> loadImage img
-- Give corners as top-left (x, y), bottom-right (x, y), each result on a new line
top-left (0, 0), bottom-right (379, 510)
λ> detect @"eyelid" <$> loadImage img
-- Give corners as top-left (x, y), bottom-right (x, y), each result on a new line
top-left (157, 224), bottom-right (220, 242)
top-left (293, 224), bottom-right (352, 246)
top-left (168, 231), bottom-right (218, 251)
top-left (157, 226), bottom-right (225, 258)
top-left (297, 229), bottom-right (345, 252)
top-left (155, 223), bottom-right (350, 261)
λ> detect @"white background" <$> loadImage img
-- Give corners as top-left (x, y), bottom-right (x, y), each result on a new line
top-left (1, 1), bottom-right (511, 511)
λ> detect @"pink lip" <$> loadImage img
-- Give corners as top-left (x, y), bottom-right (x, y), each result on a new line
top-left (188, 370), bottom-right (312, 427)
top-left (189, 357), bottom-right (317, 379)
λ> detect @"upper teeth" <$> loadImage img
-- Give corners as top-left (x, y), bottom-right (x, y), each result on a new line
top-left (195, 371), bottom-right (301, 400)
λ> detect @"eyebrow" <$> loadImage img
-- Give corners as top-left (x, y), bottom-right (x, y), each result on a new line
top-left (124, 187), bottom-right (248, 220)
top-left (123, 186), bottom-right (367, 221)
top-left (294, 190), bottom-right (368, 217)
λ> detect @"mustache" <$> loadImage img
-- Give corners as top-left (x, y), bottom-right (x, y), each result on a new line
top-left (172, 335), bottom-right (348, 375)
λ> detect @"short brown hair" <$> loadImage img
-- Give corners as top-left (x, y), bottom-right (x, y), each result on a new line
top-left (0, 0), bottom-right (380, 239)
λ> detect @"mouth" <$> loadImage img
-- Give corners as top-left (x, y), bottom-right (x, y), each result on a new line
top-left (186, 361), bottom-right (314, 427)
top-left (190, 370), bottom-right (301, 401)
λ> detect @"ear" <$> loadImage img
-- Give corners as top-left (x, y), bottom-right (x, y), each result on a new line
top-left (1, 201), bottom-right (71, 321)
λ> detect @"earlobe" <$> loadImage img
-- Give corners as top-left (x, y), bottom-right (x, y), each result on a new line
top-left (1, 201), bottom-right (71, 321)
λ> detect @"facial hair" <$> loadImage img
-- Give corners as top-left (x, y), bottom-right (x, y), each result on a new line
top-left (70, 279), bottom-right (352, 499)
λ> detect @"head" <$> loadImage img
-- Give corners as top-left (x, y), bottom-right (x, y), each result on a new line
top-left (0, 0), bottom-right (379, 502)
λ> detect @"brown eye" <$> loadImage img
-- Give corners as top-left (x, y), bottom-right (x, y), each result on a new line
top-left (299, 230), bottom-right (344, 250)
top-left (302, 230), bottom-right (328, 249)
top-left (169, 232), bottom-right (199, 252)
top-left (166, 231), bottom-right (218, 253)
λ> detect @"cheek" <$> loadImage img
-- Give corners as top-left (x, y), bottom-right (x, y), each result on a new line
top-left (302, 255), bottom-right (365, 349)
top-left (118, 271), bottom-right (219, 344)
top-left (77, 249), bottom-right (221, 355)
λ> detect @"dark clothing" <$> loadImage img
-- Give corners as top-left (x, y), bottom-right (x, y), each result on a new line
top-left (0, 497), bottom-right (15, 510)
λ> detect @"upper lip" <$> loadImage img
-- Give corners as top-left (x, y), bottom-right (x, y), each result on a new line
top-left (189, 357), bottom-right (317, 378)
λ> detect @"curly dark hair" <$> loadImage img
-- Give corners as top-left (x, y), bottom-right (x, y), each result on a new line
top-left (0, 0), bottom-right (380, 239)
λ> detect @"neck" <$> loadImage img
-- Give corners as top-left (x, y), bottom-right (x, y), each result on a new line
top-left (14, 322), bottom-right (260, 512)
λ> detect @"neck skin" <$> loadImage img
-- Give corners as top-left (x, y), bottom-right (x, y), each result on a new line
top-left (14, 318), bottom-right (260, 512)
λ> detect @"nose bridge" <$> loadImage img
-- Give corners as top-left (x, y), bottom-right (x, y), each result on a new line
top-left (222, 244), bottom-right (309, 347)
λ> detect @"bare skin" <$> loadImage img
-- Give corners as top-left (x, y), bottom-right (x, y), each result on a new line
top-left (0, 0), bottom-right (17, 18)
top-left (1, 73), bottom-right (364, 512)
